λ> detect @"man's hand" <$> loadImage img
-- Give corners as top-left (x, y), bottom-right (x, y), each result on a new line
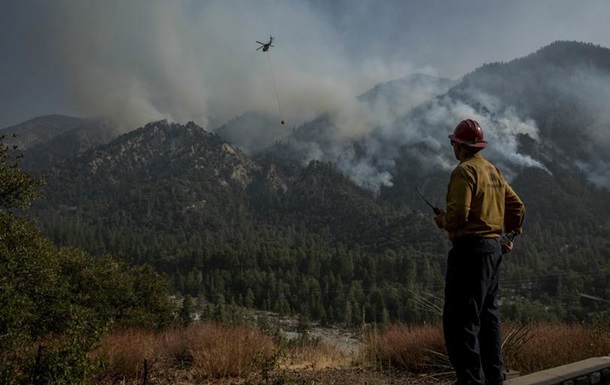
top-left (501, 240), bottom-right (514, 254)
top-left (434, 210), bottom-right (446, 229)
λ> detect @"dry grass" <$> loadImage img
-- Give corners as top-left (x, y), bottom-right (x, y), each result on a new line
top-left (94, 323), bottom-right (358, 384)
top-left (365, 320), bottom-right (610, 376)
top-left (94, 329), bottom-right (158, 380)
top-left (187, 323), bottom-right (276, 378)
top-left (279, 335), bottom-right (356, 370)
top-left (504, 321), bottom-right (610, 374)
top-left (92, 319), bottom-right (610, 383)
top-left (363, 323), bottom-right (447, 374)
top-left (94, 322), bottom-right (277, 383)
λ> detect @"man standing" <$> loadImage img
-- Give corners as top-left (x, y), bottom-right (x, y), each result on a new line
top-left (434, 119), bottom-right (525, 385)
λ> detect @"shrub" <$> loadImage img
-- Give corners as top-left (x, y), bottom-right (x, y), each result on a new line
top-left (365, 320), bottom-right (610, 376)
top-left (363, 323), bottom-right (447, 373)
top-left (94, 322), bottom-right (278, 382)
top-left (0, 137), bottom-right (176, 383)
top-left (504, 321), bottom-right (610, 374)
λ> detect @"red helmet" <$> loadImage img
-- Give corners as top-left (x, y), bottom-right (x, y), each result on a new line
top-left (449, 119), bottom-right (487, 148)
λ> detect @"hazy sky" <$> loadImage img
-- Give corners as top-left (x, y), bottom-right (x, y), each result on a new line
top-left (2, 0), bottom-right (610, 129)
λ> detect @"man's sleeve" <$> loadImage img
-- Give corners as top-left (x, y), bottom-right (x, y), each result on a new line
top-left (504, 184), bottom-right (525, 235)
top-left (444, 167), bottom-right (472, 230)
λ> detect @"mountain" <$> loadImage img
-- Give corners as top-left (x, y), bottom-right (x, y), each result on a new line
top-left (11, 40), bottom-right (610, 324)
top-left (0, 114), bottom-right (84, 149)
top-left (1, 114), bottom-right (123, 170)
top-left (261, 73), bottom-right (454, 192)
top-left (38, 121), bottom-right (259, 238)
top-left (370, 41), bottom-right (610, 217)
top-left (36, 119), bottom-right (441, 254)
top-left (285, 73), bottom-right (453, 147)
top-left (214, 111), bottom-right (291, 155)
top-left (29, 118), bottom-right (445, 324)
top-left (358, 73), bottom-right (455, 114)
top-left (454, 41), bottom-right (610, 174)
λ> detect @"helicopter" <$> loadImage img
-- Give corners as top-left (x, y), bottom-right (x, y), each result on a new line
top-left (256, 36), bottom-right (274, 52)
top-left (255, 35), bottom-right (285, 125)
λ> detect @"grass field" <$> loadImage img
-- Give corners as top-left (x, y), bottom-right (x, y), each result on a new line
top-left (88, 318), bottom-right (610, 384)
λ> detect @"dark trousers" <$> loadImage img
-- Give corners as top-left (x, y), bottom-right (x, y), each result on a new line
top-left (443, 236), bottom-right (503, 385)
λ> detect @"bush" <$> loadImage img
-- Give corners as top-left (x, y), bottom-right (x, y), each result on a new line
top-left (365, 320), bottom-right (610, 376)
top-left (363, 323), bottom-right (447, 374)
top-left (0, 137), bottom-right (177, 383)
top-left (94, 322), bottom-right (278, 383)
top-left (504, 321), bottom-right (610, 374)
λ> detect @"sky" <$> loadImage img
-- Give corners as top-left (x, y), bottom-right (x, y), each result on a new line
top-left (2, 0), bottom-right (610, 130)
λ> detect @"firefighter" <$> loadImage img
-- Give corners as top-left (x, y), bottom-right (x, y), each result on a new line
top-left (434, 119), bottom-right (525, 385)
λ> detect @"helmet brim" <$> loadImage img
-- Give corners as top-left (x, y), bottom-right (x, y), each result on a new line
top-left (448, 134), bottom-right (487, 148)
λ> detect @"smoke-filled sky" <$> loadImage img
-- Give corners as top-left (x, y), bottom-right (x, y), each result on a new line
top-left (2, 0), bottom-right (610, 130)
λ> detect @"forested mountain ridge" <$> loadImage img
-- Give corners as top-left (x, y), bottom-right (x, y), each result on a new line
top-left (455, 40), bottom-right (610, 171)
top-left (7, 40), bottom-right (610, 325)
top-left (37, 120), bottom-right (260, 245)
top-left (0, 114), bottom-right (84, 149)
top-left (0, 115), bottom-right (122, 171)
top-left (28, 118), bottom-right (446, 324)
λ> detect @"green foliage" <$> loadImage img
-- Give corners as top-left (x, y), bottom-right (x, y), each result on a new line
top-left (180, 295), bottom-right (195, 326)
top-left (0, 207), bottom-right (67, 346)
top-left (26, 117), bottom-right (610, 327)
top-left (246, 345), bottom-right (288, 385)
top-left (0, 137), bottom-right (177, 383)
top-left (57, 248), bottom-right (176, 329)
top-left (16, 58), bottom-right (610, 328)
top-left (0, 137), bottom-right (43, 210)
top-left (24, 316), bottom-right (104, 385)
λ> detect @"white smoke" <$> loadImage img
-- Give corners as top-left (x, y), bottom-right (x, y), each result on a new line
top-left (3, 0), bottom-right (610, 189)
top-left (294, 84), bottom-right (551, 191)
top-left (4, 0), bottom-right (610, 129)
top-left (7, 0), bottom-right (426, 132)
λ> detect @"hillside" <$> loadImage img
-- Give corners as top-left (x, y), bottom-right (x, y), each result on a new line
top-left (1, 114), bottom-right (122, 170)
top-left (6, 40), bottom-right (610, 325)
top-left (28, 119), bottom-right (446, 325)
top-left (455, 41), bottom-right (610, 173)
top-left (0, 114), bottom-right (84, 149)
top-left (215, 111), bottom-right (291, 155)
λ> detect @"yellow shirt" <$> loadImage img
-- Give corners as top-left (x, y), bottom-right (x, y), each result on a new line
top-left (445, 152), bottom-right (525, 241)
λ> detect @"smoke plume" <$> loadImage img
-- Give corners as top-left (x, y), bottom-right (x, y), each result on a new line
top-left (3, 0), bottom-right (610, 188)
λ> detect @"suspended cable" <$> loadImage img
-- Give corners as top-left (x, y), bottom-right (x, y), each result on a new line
top-left (265, 51), bottom-right (284, 125)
